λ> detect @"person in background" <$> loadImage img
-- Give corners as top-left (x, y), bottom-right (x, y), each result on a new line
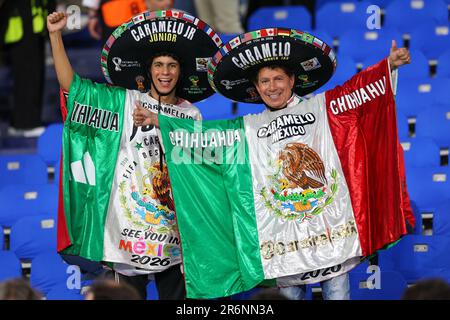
top-left (193, 0), bottom-right (244, 34)
top-left (402, 278), bottom-right (450, 300)
top-left (243, 0), bottom-right (316, 30)
top-left (84, 279), bottom-right (141, 300)
top-left (83, 0), bottom-right (173, 42)
top-left (0, 278), bottom-right (43, 300)
top-left (0, 0), bottom-right (56, 137)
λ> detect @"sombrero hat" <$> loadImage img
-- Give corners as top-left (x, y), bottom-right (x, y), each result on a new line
top-left (208, 28), bottom-right (337, 104)
top-left (101, 10), bottom-right (222, 102)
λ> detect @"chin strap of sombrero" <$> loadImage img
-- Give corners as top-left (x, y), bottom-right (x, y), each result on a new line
top-left (150, 78), bottom-right (179, 172)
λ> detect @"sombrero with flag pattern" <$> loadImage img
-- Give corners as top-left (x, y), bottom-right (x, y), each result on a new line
top-left (101, 9), bottom-right (222, 102)
top-left (208, 28), bottom-right (337, 104)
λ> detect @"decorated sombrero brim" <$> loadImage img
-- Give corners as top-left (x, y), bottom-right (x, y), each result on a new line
top-left (208, 28), bottom-right (337, 104)
top-left (101, 10), bottom-right (222, 102)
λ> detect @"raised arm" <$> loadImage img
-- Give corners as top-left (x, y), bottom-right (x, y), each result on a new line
top-left (47, 12), bottom-right (74, 91)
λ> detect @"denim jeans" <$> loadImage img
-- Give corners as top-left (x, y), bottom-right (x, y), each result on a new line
top-left (279, 272), bottom-right (350, 300)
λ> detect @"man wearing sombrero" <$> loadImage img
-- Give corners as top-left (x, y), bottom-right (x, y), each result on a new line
top-left (47, 9), bottom-right (221, 299)
top-left (152, 28), bottom-right (414, 299)
top-left (210, 30), bottom-right (411, 300)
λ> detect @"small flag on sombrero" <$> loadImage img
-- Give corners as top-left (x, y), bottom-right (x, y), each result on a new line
top-left (101, 9), bottom-right (222, 102)
top-left (208, 28), bottom-right (337, 104)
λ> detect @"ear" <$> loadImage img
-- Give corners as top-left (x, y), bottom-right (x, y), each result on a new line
top-left (289, 75), bottom-right (295, 90)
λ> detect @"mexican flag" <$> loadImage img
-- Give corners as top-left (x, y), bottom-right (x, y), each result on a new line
top-left (159, 59), bottom-right (414, 299)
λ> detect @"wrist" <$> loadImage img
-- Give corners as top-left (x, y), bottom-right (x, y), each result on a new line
top-left (388, 57), bottom-right (397, 70)
top-left (49, 30), bottom-right (62, 36)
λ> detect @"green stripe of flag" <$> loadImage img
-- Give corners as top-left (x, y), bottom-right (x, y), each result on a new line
top-left (159, 116), bottom-right (264, 298)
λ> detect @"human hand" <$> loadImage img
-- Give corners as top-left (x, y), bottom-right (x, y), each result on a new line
top-left (388, 40), bottom-right (411, 70)
top-left (133, 101), bottom-right (158, 127)
top-left (47, 12), bottom-right (68, 34)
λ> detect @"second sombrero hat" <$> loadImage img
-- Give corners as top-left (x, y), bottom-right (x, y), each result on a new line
top-left (101, 10), bottom-right (222, 102)
top-left (208, 28), bottom-right (337, 104)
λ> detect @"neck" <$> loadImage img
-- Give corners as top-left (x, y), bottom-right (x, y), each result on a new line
top-left (149, 87), bottom-right (178, 105)
top-left (266, 104), bottom-right (287, 112)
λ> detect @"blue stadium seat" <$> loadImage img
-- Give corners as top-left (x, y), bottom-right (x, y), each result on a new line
top-left (66, 47), bottom-right (104, 82)
top-left (396, 99), bottom-right (428, 121)
top-left (319, 54), bottom-right (357, 92)
top-left (396, 111), bottom-right (410, 140)
top-left (396, 50), bottom-right (430, 80)
top-left (405, 166), bottom-right (450, 211)
top-left (436, 49), bottom-right (450, 79)
top-left (46, 284), bottom-right (84, 300)
top-left (350, 270), bottom-right (407, 300)
top-left (415, 105), bottom-right (450, 147)
top-left (432, 201), bottom-right (450, 236)
top-left (382, 235), bottom-right (450, 283)
top-left (247, 6), bottom-right (312, 31)
top-left (397, 78), bottom-right (450, 111)
top-left (236, 102), bottom-right (266, 117)
top-left (196, 94), bottom-right (234, 120)
top-left (37, 123), bottom-right (63, 167)
top-left (361, 0), bottom-right (391, 9)
top-left (376, 248), bottom-right (397, 272)
top-left (0, 184), bottom-right (58, 228)
top-left (315, 0), bottom-right (360, 10)
top-left (231, 286), bottom-right (263, 300)
top-left (409, 23), bottom-right (450, 60)
top-left (0, 154), bottom-right (48, 187)
top-left (316, 2), bottom-right (371, 40)
top-left (10, 215), bottom-right (57, 261)
top-left (339, 28), bottom-right (402, 64)
top-left (308, 29), bottom-right (334, 49)
top-left (30, 252), bottom-right (71, 296)
top-left (431, 78), bottom-right (450, 106)
top-left (384, 1), bottom-right (448, 35)
top-left (0, 251), bottom-right (23, 281)
top-left (0, 227), bottom-right (3, 250)
top-left (402, 137), bottom-right (441, 168)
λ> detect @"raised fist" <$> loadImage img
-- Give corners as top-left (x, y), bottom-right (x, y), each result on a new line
top-left (47, 12), bottom-right (68, 34)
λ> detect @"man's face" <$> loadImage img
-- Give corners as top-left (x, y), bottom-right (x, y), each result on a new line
top-left (254, 67), bottom-right (295, 110)
top-left (145, 0), bottom-right (173, 11)
top-left (150, 55), bottom-right (180, 95)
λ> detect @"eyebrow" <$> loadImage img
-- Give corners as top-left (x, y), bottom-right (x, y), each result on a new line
top-left (153, 61), bottom-right (179, 66)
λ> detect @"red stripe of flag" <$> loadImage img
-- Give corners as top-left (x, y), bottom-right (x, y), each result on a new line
top-left (196, 19), bottom-right (206, 30)
top-left (277, 28), bottom-right (291, 37)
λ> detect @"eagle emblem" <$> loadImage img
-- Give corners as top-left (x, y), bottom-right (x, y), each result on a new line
top-left (260, 142), bottom-right (338, 223)
top-left (278, 143), bottom-right (327, 189)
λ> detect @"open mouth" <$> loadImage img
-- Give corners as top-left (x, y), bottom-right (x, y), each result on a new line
top-left (267, 93), bottom-right (281, 100)
top-left (158, 78), bottom-right (173, 88)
